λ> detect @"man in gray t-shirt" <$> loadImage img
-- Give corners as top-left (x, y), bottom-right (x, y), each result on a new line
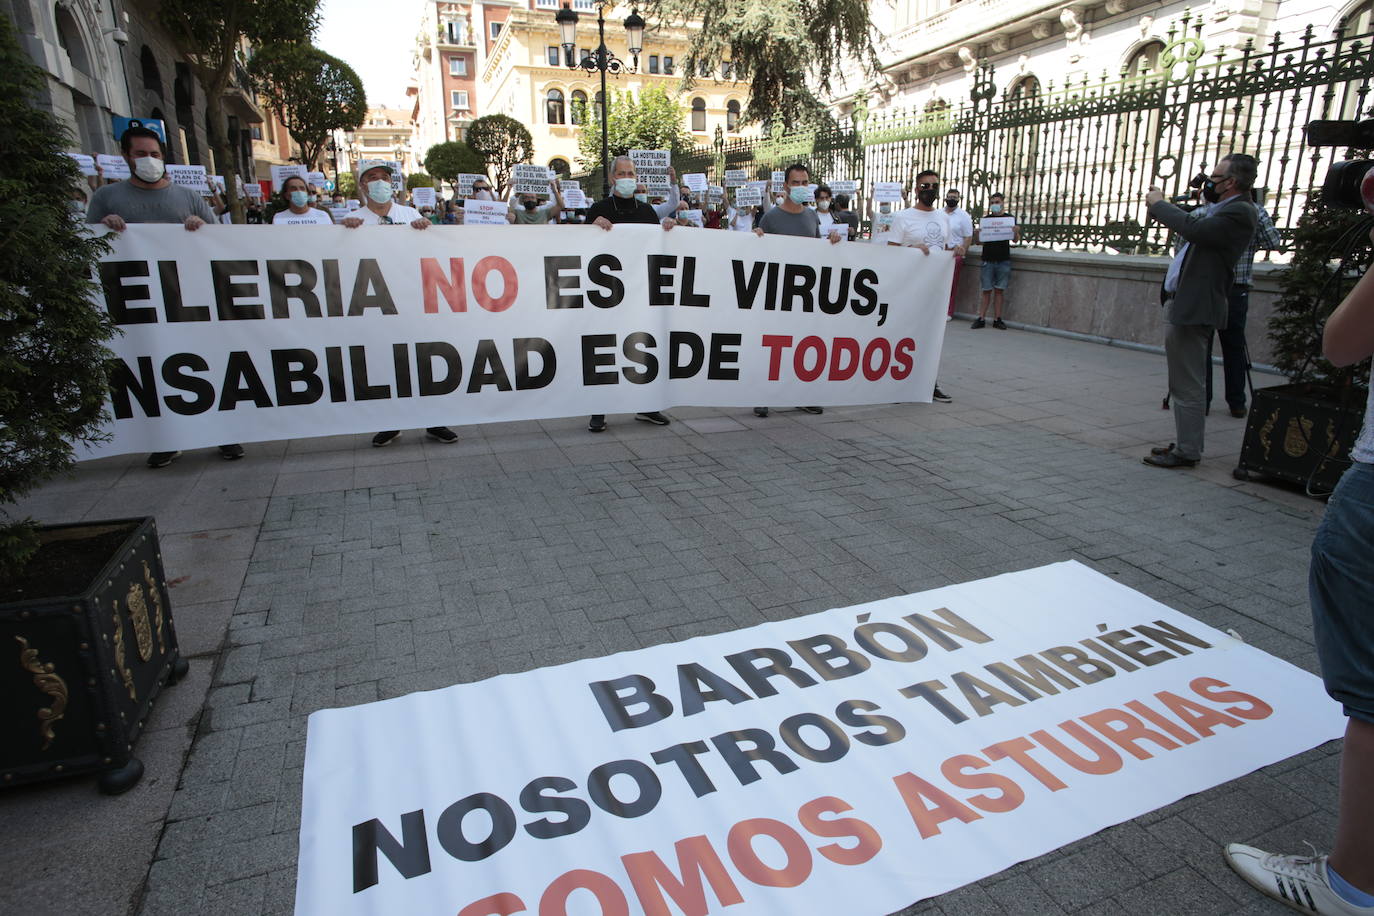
top-left (88, 126), bottom-right (236, 469)
top-left (751, 163), bottom-right (842, 417)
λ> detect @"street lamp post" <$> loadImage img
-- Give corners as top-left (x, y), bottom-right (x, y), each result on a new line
top-left (556, 2), bottom-right (644, 197)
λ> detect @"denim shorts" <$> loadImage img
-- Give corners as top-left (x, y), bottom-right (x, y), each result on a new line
top-left (980, 259), bottom-right (1012, 290)
top-left (1309, 460), bottom-right (1374, 723)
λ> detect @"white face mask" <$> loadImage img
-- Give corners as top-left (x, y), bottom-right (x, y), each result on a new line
top-left (132, 156), bottom-right (165, 183)
top-left (817, 200), bottom-right (831, 211)
top-left (613, 177), bottom-right (637, 197)
top-left (367, 180), bottom-right (393, 204)
top-left (473, 189), bottom-right (493, 200)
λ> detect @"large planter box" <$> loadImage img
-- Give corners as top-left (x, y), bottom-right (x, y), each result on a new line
top-left (1235, 383), bottom-right (1367, 495)
top-left (1, 517), bottom-right (188, 794)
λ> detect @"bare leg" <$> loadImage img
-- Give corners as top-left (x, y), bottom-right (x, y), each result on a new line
top-left (979, 290), bottom-right (992, 319)
top-left (993, 289), bottom-right (1005, 320)
top-left (1330, 717), bottom-right (1374, 892)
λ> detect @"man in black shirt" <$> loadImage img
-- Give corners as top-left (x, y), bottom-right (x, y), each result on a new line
top-left (971, 192), bottom-right (1020, 330)
top-left (586, 156), bottom-right (676, 432)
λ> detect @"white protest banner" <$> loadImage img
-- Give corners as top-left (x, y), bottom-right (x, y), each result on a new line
top-left (560, 180), bottom-right (580, 193)
top-left (723, 169), bottom-right (748, 187)
top-left (458, 174), bottom-right (486, 196)
top-left (271, 164), bottom-right (308, 191)
top-left (164, 164), bottom-right (209, 190)
top-left (677, 208), bottom-right (704, 227)
top-left (307, 171), bottom-right (327, 188)
top-left (410, 187), bottom-right (437, 209)
top-left (734, 187), bottom-right (763, 206)
top-left (511, 164), bottom-right (552, 198)
top-left (346, 198), bottom-right (360, 210)
top-left (873, 181), bottom-right (904, 203)
top-left (630, 149), bottom-right (672, 190)
top-left (683, 172), bottom-right (708, 193)
top-left (243, 183), bottom-right (264, 199)
top-left (294, 561), bottom-right (1345, 915)
top-left (67, 152), bottom-right (97, 176)
top-left (207, 175), bottom-right (226, 193)
top-left (562, 189), bottom-right (588, 209)
top-left (329, 206), bottom-right (349, 223)
top-left (96, 154), bottom-right (131, 180)
top-left (771, 170), bottom-right (786, 192)
top-left (829, 179), bottom-right (858, 195)
top-left (463, 199), bottom-right (510, 225)
top-left (978, 216), bottom-right (1017, 242)
top-left (79, 225), bottom-right (949, 457)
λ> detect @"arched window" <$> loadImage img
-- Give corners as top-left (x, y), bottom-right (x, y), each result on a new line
top-left (691, 97), bottom-right (706, 132)
top-left (140, 45), bottom-right (162, 98)
top-left (549, 158), bottom-right (570, 177)
top-left (1123, 40), bottom-right (1164, 83)
top-left (1341, 0), bottom-right (1374, 32)
top-left (1005, 76), bottom-right (1041, 178)
top-left (570, 90), bottom-right (588, 125)
top-left (54, 4), bottom-right (91, 77)
top-left (546, 88), bottom-right (565, 125)
top-left (726, 99), bottom-right (741, 132)
top-left (1008, 75), bottom-right (1040, 105)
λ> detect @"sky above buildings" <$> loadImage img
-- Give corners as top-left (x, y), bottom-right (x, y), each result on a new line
top-left (316, 0), bottom-right (424, 109)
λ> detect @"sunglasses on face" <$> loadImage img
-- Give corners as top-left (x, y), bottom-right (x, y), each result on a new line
top-left (918, 182), bottom-right (939, 190)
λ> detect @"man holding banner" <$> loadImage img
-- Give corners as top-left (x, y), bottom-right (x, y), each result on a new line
top-left (584, 155), bottom-right (677, 433)
top-left (751, 163), bottom-right (842, 418)
top-left (87, 127), bottom-right (243, 469)
top-left (342, 162), bottom-right (460, 447)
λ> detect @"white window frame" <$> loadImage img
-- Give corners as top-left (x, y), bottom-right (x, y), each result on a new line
top-left (489, 21), bottom-right (502, 40)
top-left (449, 56), bottom-right (467, 77)
top-left (451, 90), bottom-right (470, 111)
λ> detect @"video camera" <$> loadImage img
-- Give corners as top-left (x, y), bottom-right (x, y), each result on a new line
top-left (1306, 118), bottom-right (1374, 211)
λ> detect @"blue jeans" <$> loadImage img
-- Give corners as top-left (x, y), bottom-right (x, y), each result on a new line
top-left (1310, 461), bottom-right (1374, 723)
top-left (980, 260), bottom-right (1011, 290)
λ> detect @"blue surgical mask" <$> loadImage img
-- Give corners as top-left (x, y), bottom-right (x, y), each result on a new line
top-left (367, 180), bottom-right (393, 204)
top-left (614, 177), bottom-right (637, 197)
top-left (634, 193), bottom-right (648, 203)
top-left (989, 203), bottom-right (1003, 214)
top-left (289, 190), bottom-right (309, 208)
top-left (788, 186), bottom-right (809, 205)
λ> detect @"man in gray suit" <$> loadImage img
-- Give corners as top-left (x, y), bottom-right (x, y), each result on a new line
top-left (1143, 155), bottom-right (1260, 468)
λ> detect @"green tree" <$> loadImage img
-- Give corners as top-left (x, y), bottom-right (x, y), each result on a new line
top-left (465, 114), bottom-right (534, 193)
top-left (158, 0), bottom-right (321, 222)
top-left (575, 86), bottom-right (691, 177)
top-left (639, 0), bottom-right (878, 127)
top-left (406, 172), bottom-right (437, 191)
top-left (1267, 197), bottom-right (1372, 391)
top-left (248, 43), bottom-right (366, 170)
top-left (336, 172), bottom-right (357, 199)
top-left (424, 141), bottom-right (487, 195)
top-left (0, 15), bottom-right (117, 578)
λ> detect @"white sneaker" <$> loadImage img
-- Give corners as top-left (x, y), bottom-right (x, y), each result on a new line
top-left (1224, 844), bottom-right (1374, 914)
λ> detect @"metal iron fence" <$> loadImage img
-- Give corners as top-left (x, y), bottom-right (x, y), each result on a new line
top-left (676, 12), bottom-right (1374, 254)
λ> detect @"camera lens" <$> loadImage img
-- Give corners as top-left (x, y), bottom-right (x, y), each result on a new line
top-left (1321, 159), bottom-right (1374, 211)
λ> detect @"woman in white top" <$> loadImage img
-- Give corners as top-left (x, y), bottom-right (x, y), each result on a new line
top-left (271, 175), bottom-right (333, 225)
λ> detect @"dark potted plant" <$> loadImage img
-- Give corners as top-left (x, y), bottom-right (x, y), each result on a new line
top-left (0, 14), bottom-right (188, 794)
top-left (1233, 192), bottom-right (1372, 495)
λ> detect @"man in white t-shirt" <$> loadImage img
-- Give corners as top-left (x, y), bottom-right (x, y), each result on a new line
top-left (272, 175), bottom-right (334, 225)
top-left (889, 168), bottom-right (961, 403)
top-left (342, 162), bottom-right (458, 447)
top-left (942, 188), bottom-right (974, 320)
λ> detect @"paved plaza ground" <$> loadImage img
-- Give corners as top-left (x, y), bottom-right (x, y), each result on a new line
top-left (0, 321), bottom-right (1343, 915)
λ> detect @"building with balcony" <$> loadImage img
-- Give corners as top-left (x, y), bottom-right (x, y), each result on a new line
top-left (336, 106), bottom-right (421, 177)
top-left (411, 0), bottom-right (483, 161)
top-left (479, 2), bottom-right (756, 177)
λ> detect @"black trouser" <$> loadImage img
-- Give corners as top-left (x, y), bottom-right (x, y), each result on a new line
top-left (1207, 284), bottom-right (1250, 410)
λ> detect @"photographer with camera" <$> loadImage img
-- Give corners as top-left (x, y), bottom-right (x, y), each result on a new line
top-left (1142, 155), bottom-right (1259, 469)
top-left (1224, 225), bottom-right (1374, 914)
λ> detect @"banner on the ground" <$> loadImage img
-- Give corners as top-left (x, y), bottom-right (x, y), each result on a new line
top-left (80, 223), bottom-right (949, 458)
top-left (293, 561), bottom-right (1345, 915)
